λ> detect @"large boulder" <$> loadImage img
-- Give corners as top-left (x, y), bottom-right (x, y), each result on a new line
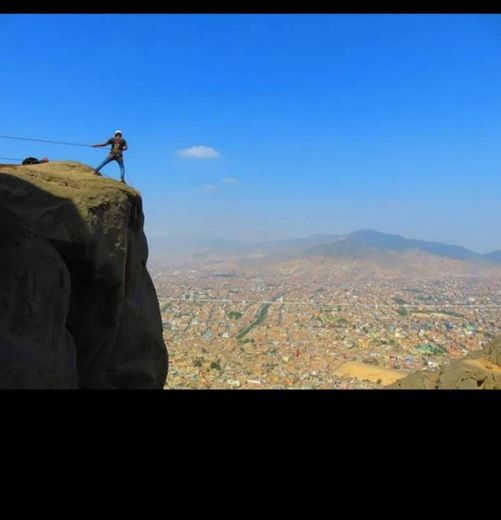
top-left (0, 162), bottom-right (168, 388)
top-left (389, 337), bottom-right (501, 390)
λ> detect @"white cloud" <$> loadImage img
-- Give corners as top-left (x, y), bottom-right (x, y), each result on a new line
top-left (178, 145), bottom-right (220, 159)
top-left (203, 184), bottom-right (217, 192)
top-left (222, 177), bottom-right (239, 184)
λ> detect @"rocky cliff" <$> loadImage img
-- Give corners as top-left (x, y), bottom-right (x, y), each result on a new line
top-left (0, 161), bottom-right (168, 388)
top-left (389, 337), bottom-right (501, 389)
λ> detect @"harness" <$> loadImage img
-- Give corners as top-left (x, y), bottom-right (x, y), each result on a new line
top-left (110, 136), bottom-right (125, 158)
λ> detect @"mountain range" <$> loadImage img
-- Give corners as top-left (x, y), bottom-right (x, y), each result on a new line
top-left (150, 229), bottom-right (501, 267)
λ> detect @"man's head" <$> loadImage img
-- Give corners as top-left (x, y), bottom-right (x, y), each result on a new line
top-left (115, 130), bottom-right (123, 137)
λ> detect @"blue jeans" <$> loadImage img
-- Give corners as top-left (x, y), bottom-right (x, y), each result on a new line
top-left (95, 155), bottom-right (125, 180)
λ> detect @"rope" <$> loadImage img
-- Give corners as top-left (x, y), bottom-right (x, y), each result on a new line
top-left (0, 134), bottom-right (91, 148)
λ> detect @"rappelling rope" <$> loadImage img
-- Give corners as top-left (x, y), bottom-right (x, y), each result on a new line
top-left (0, 134), bottom-right (91, 147)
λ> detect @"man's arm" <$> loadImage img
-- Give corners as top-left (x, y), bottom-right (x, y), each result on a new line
top-left (92, 139), bottom-right (112, 148)
top-left (122, 140), bottom-right (128, 151)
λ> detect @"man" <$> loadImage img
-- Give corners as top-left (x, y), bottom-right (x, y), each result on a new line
top-left (92, 130), bottom-right (128, 183)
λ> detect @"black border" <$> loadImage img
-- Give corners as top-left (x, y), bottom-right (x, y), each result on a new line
top-left (1, 388), bottom-right (495, 453)
top-left (1, 4), bottom-right (501, 14)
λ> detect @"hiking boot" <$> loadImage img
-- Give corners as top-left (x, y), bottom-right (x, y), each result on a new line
top-left (93, 170), bottom-right (102, 177)
top-left (121, 178), bottom-right (126, 184)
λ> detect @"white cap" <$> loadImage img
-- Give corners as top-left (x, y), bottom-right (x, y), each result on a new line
top-left (115, 129), bottom-right (122, 135)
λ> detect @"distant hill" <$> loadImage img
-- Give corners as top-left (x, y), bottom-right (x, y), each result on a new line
top-left (149, 229), bottom-right (501, 275)
top-left (483, 250), bottom-right (501, 264)
top-left (148, 233), bottom-right (341, 260)
top-left (306, 229), bottom-right (482, 261)
top-left (148, 235), bottom-right (246, 258)
top-left (246, 234), bottom-right (341, 256)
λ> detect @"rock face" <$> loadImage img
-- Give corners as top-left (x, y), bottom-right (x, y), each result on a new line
top-left (0, 162), bottom-right (168, 388)
top-left (0, 206), bottom-right (77, 388)
top-left (389, 337), bottom-right (501, 390)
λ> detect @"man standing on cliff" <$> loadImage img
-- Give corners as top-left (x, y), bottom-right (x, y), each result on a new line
top-left (92, 130), bottom-right (128, 183)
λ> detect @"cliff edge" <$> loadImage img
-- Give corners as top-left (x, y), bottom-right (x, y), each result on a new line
top-left (0, 161), bottom-right (168, 388)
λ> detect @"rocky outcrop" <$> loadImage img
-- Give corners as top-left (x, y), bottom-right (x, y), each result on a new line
top-left (0, 205), bottom-right (77, 388)
top-left (389, 337), bottom-right (501, 390)
top-left (0, 162), bottom-right (168, 388)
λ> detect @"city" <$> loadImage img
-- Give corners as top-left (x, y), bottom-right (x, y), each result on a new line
top-left (153, 267), bottom-right (501, 389)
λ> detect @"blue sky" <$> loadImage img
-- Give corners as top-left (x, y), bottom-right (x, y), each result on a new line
top-left (1, 14), bottom-right (501, 253)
